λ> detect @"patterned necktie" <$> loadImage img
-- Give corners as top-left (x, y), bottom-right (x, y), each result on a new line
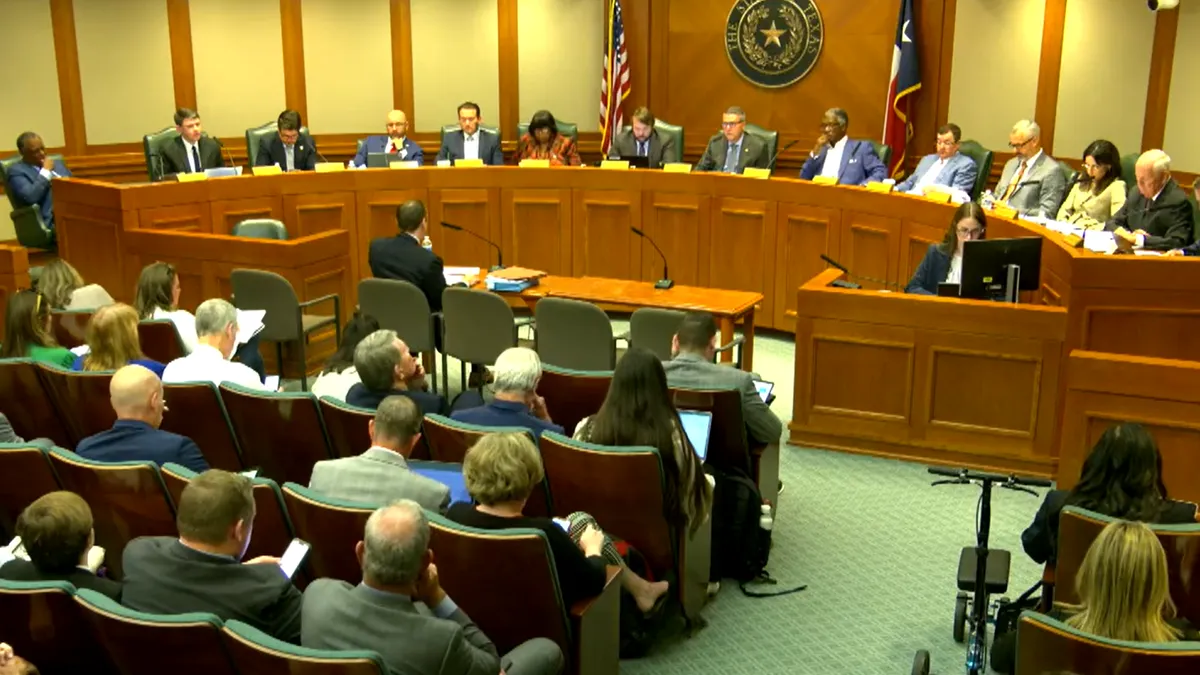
top-left (1001, 161), bottom-right (1027, 201)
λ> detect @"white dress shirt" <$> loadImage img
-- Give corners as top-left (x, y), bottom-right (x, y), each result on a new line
top-left (463, 133), bottom-right (479, 160)
top-left (183, 138), bottom-right (201, 172)
top-left (946, 253), bottom-right (963, 284)
top-left (310, 367), bottom-right (362, 402)
top-left (162, 344), bottom-right (266, 390)
top-left (152, 307), bottom-right (199, 354)
top-left (819, 136), bottom-right (849, 179)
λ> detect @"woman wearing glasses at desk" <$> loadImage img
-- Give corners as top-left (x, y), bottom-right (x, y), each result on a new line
top-left (1056, 140), bottom-right (1126, 230)
top-left (905, 202), bottom-right (987, 295)
top-left (514, 110), bottom-right (580, 166)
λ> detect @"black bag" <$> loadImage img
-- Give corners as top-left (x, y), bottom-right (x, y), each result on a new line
top-left (709, 468), bottom-right (805, 598)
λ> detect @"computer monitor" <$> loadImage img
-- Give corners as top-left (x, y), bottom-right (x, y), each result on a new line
top-left (960, 237), bottom-right (1043, 302)
top-left (409, 460), bottom-right (472, 505)
top-left (677, 410), bottom-right (713, 462)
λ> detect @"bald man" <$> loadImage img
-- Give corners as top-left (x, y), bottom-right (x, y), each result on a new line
top-left (352, 110), bottom-right (424, 168)
top-left (1106, 149), bottom-right (1195, 252)
top-left (75, 364), bottom-right (208, 472)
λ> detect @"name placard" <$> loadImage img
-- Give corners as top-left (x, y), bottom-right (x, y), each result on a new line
top-left (389, 160), bottom-right (419, 169)
top-left (922, 191), bottom-right (952, 203)
top-left (865, 181), bottom-right (893, 194)
top-left (519, 159), bottom-right (551, 168)
top-left (600, 160), bottom-right (630, 170)
top-left (176, 173), bottom-right (207, 182)
top-left (455, 159), bottom-right (484, 167)
top-left (314, 162), bottom-right (345, 173)
top-left (663, 163), bottom-right (692, 174)
top-left (742, 167), bottom-right (771, 180)
top-left (812, 175), bottom-right (837, 186)
top-left (251, 166), bottom-right (282, 176)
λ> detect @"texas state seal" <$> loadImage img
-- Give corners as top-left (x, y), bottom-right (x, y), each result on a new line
top-left (725, 0), bottom-right (824, 88)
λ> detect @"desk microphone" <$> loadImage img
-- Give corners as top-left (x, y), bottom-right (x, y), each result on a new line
top-left (766, 139), bottom-right (801, 174)
top-left (819, 254), bottom-right (901, 290)
top-left (216, 138), bottom-right (236, 171)
top-left (441, 222), bottom-right (504, 271)
top-left (312, 137), bottom-right (332, 167)
top-left (631, 227), bottom-right (673, 289)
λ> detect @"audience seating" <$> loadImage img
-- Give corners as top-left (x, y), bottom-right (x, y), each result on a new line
top-left (0, 358), bottom-right (71, 447)
top-left (441, 287), bottom-right (529, 393)
top-left (0, 444), bottom-right (61, 540)
top-left (358, 278), bottom-right (440, 394)
top-left (281, 483), bottom-right (373, 585)
top-left (161, 382), bottom-right (244, 471)
top-left (671, 387), bottom-right (779, 509)
top-left (1014, 610), bottom-right (1200, 674)
top-left (0, 579), bottom-right (114, 675)
top-left (421, 416), bottom-right (550, 516)
top-left (219, 384), bottom-right (333, 486)
top-left (221, 619), bottom-right (387, 674)
top-left (627, 308), bottom-right (683, 361)
top-left (138, 319), bottom-right (187, 364)
top-left (538, 365), bottom-right (611, 438)
top-left (47, 450), bottom-right (176, 579)
top-left (428, 513), bottom-right (620, 675)
top-left (318, 396), bottom-right (376, 459)
top-left (37, 362), bottom-right (116, 445)
top-left (534, 297), bottom-right (617, 371)
top-left (230, 269), bottom-right (340, 388)
top-left (50, 309), bottom-right (91, 348)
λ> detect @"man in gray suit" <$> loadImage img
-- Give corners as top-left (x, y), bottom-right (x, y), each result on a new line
top-left (606, 106), bottom-right (679, 168)
top-left (309, 396), bottom-right (450, 513)
top-left (302, 500), bottom-right (563, 675)
top-left (992, 119), bottom-right (1067, 217)
top-left (662, 312), bottom-right (783, 447)
top-left (695, 106), bottom-right (770, 174)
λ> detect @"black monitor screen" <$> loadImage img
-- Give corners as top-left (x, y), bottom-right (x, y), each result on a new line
top-left (960, 237), bottom-right (1043, 301)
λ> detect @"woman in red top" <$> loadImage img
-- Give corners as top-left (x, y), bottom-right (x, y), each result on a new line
top-left (515, 110), bottom-right (580, 166)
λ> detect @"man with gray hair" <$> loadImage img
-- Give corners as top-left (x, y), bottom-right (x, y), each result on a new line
top-left (302, 500), bottom-right (564, 675)
top-left (1107, 149), bottom-right (1194, 252)
top-left (450, 347), bottom-right (563, 438)
top-left (800, 107), bottom-right (887, 185)
top-left (696, 106), bottom-right (770, 174)
top-left (991, 119), bottom-right (1066, 217)
top-left (162, 298), bottom-right (268, 390)
top-left (345, 329), bottom-right (453, 415)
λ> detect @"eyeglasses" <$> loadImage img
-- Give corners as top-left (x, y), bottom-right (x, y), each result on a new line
top-left (1008, 138), bottom-right (1033, 150)
top-left (957, 227), bottom-right (984, 238)
top-left (721, 120), bottom-right (744, 128)
top-left (935, 139), bottom-right (958, 147)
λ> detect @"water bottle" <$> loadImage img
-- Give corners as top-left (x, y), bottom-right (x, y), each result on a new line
top-left (980, 189), bottom-right (995, 210)
top-left (759, 503), bottom-right (773, 531)
top-left (422, 235), bottom-right (433, 252)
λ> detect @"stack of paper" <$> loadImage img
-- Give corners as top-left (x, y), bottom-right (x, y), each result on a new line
top-left (236, 309), bottom-right (266, 347)
top-left (1082, 230), bottom-right (1118, 255)
top-left (485, 266), bottom-right (546, 292)
top-left (444, 266), bottom-right (481, 286)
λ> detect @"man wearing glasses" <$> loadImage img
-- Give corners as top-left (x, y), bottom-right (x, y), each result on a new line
top-left (895, 123), bottom-right (977, 195)
top-left (992, 120), bottom-right (1066, 216)
top-left (799, 108), bottom-right (887, 186)
top-left (696, 106), bottom-right (770, 174)
top-left (436, 102), bottom-right (504, 166)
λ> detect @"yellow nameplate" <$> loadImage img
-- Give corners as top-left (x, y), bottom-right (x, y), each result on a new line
top-left (176, 173), bottom-right (207, 182)
top-left (455, 159), bottom-right (484, 168)
top-left (922, 191), bottom-right (952, 204)
top-left (812, 175), bottom-right (838, 186)
top-left (601, 160), bottom-right (629, 170)
top-left (251, 165), bottom-right (282, 176)
top-left (519, 159), bottom-right (551, 168)
top-left (992, 203), bottom-right (1018, 219)
top-left (865, 181), bottom-right (893, 193)
top-left (742, 167), bottom-right (771, 179)
top-left (662, 163), bottom-right (692, 174)
top-left (389, 160), bottom-right (419, 169)
top-left (314, 162), bottom-right (345, 173)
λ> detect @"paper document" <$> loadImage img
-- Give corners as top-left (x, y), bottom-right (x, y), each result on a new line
top-left (1082, 230), bottom-right (1117, 255)
top-left (1133, 249), bottom-right (1165, 257)
top-left (236, 309), bottom-right (266, 347)
top-left (444, 266), bottom-right (481, 286)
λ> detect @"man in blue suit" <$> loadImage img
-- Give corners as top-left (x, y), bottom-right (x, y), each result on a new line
top-left (76, 364), bottom-right (208, 472)
top-left (437, 102), bottom-right (504, 166)
top-left (895, 123), bottom-right (978, 195)
top-left (799, 108), bottom-right (887, 186)
top-left (351, 110), bottom-right (423, 167)
top-left (6, 131), bottom-right (72, 232)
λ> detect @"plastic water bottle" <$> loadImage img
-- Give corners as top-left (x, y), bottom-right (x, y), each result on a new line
top-left (422, 236), bottom-right (433, 252)
top-left (759, 503), bottom-right (773, 531)
top-left (980, 190), bottom-right (996, 210)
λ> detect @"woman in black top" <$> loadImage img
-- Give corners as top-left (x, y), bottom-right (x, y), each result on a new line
top-left (905, 201), bottom-right (987, 295)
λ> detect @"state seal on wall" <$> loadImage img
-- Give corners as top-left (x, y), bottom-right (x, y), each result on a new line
top-left (725, 0), bottom-right (824, 88)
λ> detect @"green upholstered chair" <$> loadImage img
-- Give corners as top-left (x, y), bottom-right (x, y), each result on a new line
top-left (246, 120), bottom-right (312, 168)
top-left (1, 153), bottom-right (61, 251)
top-left (1059, 161), bottom-right (1078, 189)
top-left (744, 124), bottom-right (779, 170)
top-left (620, 119), bottom-right (685, 161)
top-left (439, 123), bottom-right (501, 147)
top-left (1120, 152), bottom-right (1139, 189)
top-left (0, 579), bottom-right (113, 675)
top-left (957, 140), bottom-right (994, 200)
top-left (222, 619), bottom-right (387, 674)
top-left (144, 126), bottom-right (180, 182)
top-left (870, 142), bottom-right (893, 173)
top-left (534, 297), bottom-right (617, 371)
top-left (231, 218), bottom-right (288, 240)
top-left (517, 119), bottom-right (579, 144)
top-left (1015, 611), bottom-right (1200, 674)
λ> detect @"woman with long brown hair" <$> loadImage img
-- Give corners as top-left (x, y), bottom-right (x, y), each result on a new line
top-left (0, 290), bottom-right (74, 367)
top-left (71, 303), bottom-right (165, 376)
top-left (37, 258), bottom-right (113, 310)
top-left (905, 201), bottom-right (988, 295)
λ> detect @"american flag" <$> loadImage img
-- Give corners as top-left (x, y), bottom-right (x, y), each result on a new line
top-left (599, 0), bottom-right (630, 156)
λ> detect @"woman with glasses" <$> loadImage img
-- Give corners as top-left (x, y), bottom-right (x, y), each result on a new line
top-left (514, 110), bottom-right (580, 166)
top-left (905, 202), bottom-right (987, 295)
top-left (0, 289), bottom-right (75, 367)
top-left (1056, 140), bottom-right (1126, 229)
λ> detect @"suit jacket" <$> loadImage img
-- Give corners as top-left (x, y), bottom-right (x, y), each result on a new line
top-left (895, 152), bottom-right (977, 193)
top-left (437, 129), bottom-right (504, 166)
top-left (121, 537), bottom-right (303, 643)
top-left (0, 558), bottom-right (122, 600)
top-left (799, 139), bottom-right (888, 185)
top-left (75, 419), bottom-right (209, 473)
top-left (1056, 180), bottom-right (1127, 230)
top-left (353, 135), bottom-right (424, 167)
top-left (905, 244), bottom-right (952, 295)
top-left (254, 133), bottom-right (318, 171)
top-left (159, 136), bottom-right (225, 179)
top-left (5, 159), bottom-right (72, 229)
top-left (302, 579), bottom-right (501, 675)
top-left (309, 447), bottom-right (450, 512)
top-left (993, 152), bottom-right (1067, 217)
top-left (346, 384), bottom-right (451, 418)
top-left (1105, 178), bottom-right (1195, 251)
top-left (606, 128), bottom-right (680, 168)
top-left (368, 234), bottom-right (447, 312)
top-left (696, 133), bottom-right (770, 174)
top-left (662, 353), bottom-right (782, 446)
top-left (450, 400), bottom-right (564, 439)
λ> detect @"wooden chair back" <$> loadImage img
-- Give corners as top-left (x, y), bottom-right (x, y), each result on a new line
top-left (318, 396), bottom-right (375, 459)
top-left (538, 365), bottom-right (612, 438)
top-left (0, 579), bottom-right (113, 675)
top-left (160, 382), bottom-right (243, 471)
top-left (222, 619), bottom-right (386, 675)
top-left (36, 363), bottom-right (116, 446)
top-left (0, 444), bottom-right (60, 539)
top-left (138, 319), bottom-right (187, 364)
top-left (49, 310), bottom-right (91, 348)
top-left (0, 358), bottom-right (70, 446)
top-left (281, 483), bottom-right (373, 584)
top-left (219, 384), bottom-right (332, 485)
top-left (671, 387), bottom-right (753, 476)
top-left (1015, 610), bottom-right (1200, 674)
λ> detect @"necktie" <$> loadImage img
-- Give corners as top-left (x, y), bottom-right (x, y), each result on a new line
top-left (1001, 161), bottom-right (1026, 201)
top-left (191, 145), bottom-right (202, 173)
top-left (638, 140), bottom-right (647, 157)
top-left (723, 143), bottom-right (738, 173)
top-left (285, 145), bottom-right (295, 172)
top-left (389, 142), bottom-right (400, 155)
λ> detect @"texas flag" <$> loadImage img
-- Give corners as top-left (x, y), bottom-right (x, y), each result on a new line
top-left (883, 0), bottom-right (921, 179)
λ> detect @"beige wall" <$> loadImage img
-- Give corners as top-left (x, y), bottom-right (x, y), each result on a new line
top-left (191, 0), bottom-right (286, 137)
top-left (411, 0), bottom-right (501, 133)
top-left (0, 0), bottom-right (65, 155)
top-left (75, 0), bottom-right (175, 145)
top-left (1164, 2), bottom-right (1200, 172)
top-left (517, 0), bottom-right (604, 133)
top-left (302, 0), bottom-right (393, 134)
top-left (948, 0), bottom-right (1045, 151)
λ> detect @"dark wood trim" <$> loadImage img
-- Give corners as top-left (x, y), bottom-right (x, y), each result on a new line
top-left (280, 0), bottom-right (307, 122)
top-left (49, 0), bottom-right (87, 154)
top-left (166, 0), bottom-right (197, 110)
top-left (1142, 8), bottom-right (1180, 152)
top-left (934, 0), bottom-right (956, 128)
top-left (624, 0), bottom-right (651, 111)
top-left (647, 0), bottom-right (669, 117)
top-left (497, 0), bottom-right (520, 141)
top-left (1033, 0), bottom-right (1067, 154)
top-left (390, 0), bottom-right (415, 120)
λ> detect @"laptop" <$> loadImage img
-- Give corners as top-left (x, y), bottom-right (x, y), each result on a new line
top-left (677, 410), bottom-right (714, 462)
top-left (409, 460), bottom-right (472, 505)
top-left (618, 154), bottom-right (651, 169)
top-left (365, 152), bottom-right (391, 168)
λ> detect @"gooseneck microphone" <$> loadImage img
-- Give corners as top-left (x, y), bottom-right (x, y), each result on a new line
top-left (631, 227), bottom-right (674, 290)
top-left (819, 254), bottom-right (900, 289)
top-left (766, 139), bottom-right (801, 174)
top-left (441, 222), bottom-right (504, 271)
top-left (819, 254), bottom-right (849, 274)
top-left (215, 138), bottom-right (235, 171)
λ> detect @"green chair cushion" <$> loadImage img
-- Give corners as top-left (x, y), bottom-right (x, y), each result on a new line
top-left (246, 122), bottom-right (312, 168)
top-left (439, 124), bottom-right (501, 147)
top-left (870, 142), bottom-right (893, 171)
top-left (231, 219), bottom-right (288, 240)
top-left (517, 120), bottom-right (579, 144)
top-left (744, 124), bottom-right (779, 170)
top-left (957, 140), bottom-right (995, 200)
top-left (76, 587), bottom-right (224, 626)
top-left (224, 619), bottom-right (388, 665)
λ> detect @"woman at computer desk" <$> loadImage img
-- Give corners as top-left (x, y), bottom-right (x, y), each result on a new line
top-left (514, 110), bottom-right (580, 166)
top-left (905, 202), bottom-right (987, 295)
top-left (1056, 139), bottom-right (1126, 230)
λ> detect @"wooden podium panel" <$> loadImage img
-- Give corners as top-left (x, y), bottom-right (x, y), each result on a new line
top-left (139, 203), bottom-right (210, 232)
top-left (710, 197), bottom-right (776, 323)
top-left (430, 188), bottom-right (501, 272)
top-left (502, 188), bottom-right (570, 275)
top-left (641, 190), bottom-right (710, 288)
top-left (572, 189), bottom-right (642, 280)
top-left (773, 202), bottom-right (840, 327)
top-left (839, 211), bottom-right (901, 289)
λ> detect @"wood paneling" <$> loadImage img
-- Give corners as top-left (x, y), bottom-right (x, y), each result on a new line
top-left (900, 219), bottom-right (944, 280)
top-left (1034, 0), bottom-right (1068, 154)
top-left (497, 0), bottom-right (520, 147)
top-left (1143, 8), bottom-right (1180, 152)
top-left (431, 188), bottom-right (503, 270)
top-left (774, 202), bottom-right (839, 325)
top-left (390, 0), bottom-right (415, 117)
top-left (642, 191), bottom-right (710, 288)
top-left (710, 196), bottom-right (776, 323)
top-left (166, 0), bottom-right (197, 110)
top-left (501, 189), bottom-right (571, 275)
top-left (210, 197), bottom-right (285, 235)
top-left (840, 211), bottom-right (901, 289)
top-left (139, 204), bottom-right (210, 233)
top-left (280, 0), bottom-right (307, 122)
top-left (1082, 305), bottom-right (1200, 361)
top-left (49, 0), bottom-right (86, 154)
top-left (284, 192), bottom-right (355, 238)
top-left (572, 190), bottom-right (642, 280)
top-left (0, 247), bottom-right (32, 335)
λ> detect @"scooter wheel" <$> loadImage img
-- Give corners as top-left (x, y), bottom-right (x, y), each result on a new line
top-left (953, 592), bottom-right (969, 643)
top-left (911, 649), bottom-right (931, 675)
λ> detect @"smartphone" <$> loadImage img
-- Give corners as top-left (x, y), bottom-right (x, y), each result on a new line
top-left (552, 517), bottom-right (571, 532)
top-left (278, 538), bottom-right (311, 579)
top-left (753, 379), bottom-right (775, 403)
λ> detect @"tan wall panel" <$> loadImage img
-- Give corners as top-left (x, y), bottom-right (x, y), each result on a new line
top-left (190, 0), bottom-right (286, 137)
top-left (948, 0), bottom-right (1045, 150)
top-left (411, 0), bottom-right (500, 132)
top-left (517, 0), bottom-right (604, 133)
top-left (1165, 2), bottom-right (1200, 172)
top-left (302, 0), bottom-right (392, 134)
top-left (0, 200), bottom-right (13, 241)
top-left (0, 0), bottom-right (64, 153)
top-left (75, 0), bottom-right (175, 145)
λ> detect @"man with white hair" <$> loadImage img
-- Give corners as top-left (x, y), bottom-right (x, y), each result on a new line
top-left (1106, 149), bottom-right (1194, 252)
top-left (991, 120), bottom-right (1066, 217)
top-left (450, 347), bottom-right (563, 438)
top-left (162, 299), bottom-right (268, 389)
top-left (301, 500), bottom-right (564, 675)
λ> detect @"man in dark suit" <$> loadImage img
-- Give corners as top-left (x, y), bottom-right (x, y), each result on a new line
top-left (0, 491), bottom-right (121, 600)
top-left (696, 106), bottom-right (770, 174)
top-left (1106, 149), bottom-right (1194, 251)
top-left (368, 200), bottom-right (445, 312)
top-left (121, 470), bottom-right (302, 643)
top-left (799, 108), bottom-right (888, 186)
top-left (157, 107), bottom-right (225, 179)
top-left (302, 500), bottom-right (564, 675)
top-left (75, 365), bottom-right (208, 472)
top-left (606, 106), bottom-right (679, 168)
top-left (436, 102), bottom-right (504, 166)
top-left (253, 109), bottom-right (317, 172)
top-left (352, 110), bottom-right (424, 167)
top-left (345, 329), bottom-right (456, 416)
top-left (6, 131), bottom-right (72, 233)
top-left (451, 347), bottom-right (563, 439)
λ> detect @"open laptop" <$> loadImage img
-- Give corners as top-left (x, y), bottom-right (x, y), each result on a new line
top-left (677, 410), bottom-right (714, 462)
top-left (365, 152), bottom-right (391, 168)
top-left (618, 154), bottom-right (651, 169)
top-left (409, 460), bottom-right (472, 505)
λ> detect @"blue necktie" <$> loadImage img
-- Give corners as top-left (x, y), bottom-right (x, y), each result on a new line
top-left (191, 145), bottom-right (202, 173)
top-left (638, 140), bottom-right (647, 157)
top-left (723, 143), bottom-right (738, 173)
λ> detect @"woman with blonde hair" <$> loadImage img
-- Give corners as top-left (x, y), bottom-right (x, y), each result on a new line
top-left (37, 259), bottom-right (114, 310)
top-left (71, 303), bottom-right (165, 376)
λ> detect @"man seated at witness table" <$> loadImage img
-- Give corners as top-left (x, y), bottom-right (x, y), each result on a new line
top-left (75, 364), bottom-right (208, 472)
top-left (696, 106), bottom-right (769, 174)
top-left (799, 108), bottom-right (887, 186)
top-left (121, 470), bottom-right (302, 642)
top-left (5, 131), bottom-right (71, 236)
top-left (158, 108), bottom-right (225, 179)
top-left (516, 110), bottom-right (580, 166)
top-left (72, 303), bottom-right (165, 376)
top-left (308, 395), bottom-right (449, 512)
top-left (991, 119), bottom-right (1066, 217)
top-left (451, 347), bottom-right (563, 439)
top-left (162, 299), bottom-right (268, 390)
top-left (1106, 149), bottom-right (1194, 252)
top-left (895, 123), bottom-right (976, 195)
top-left (436, 101), bottom-right (504, 166)
top-left (1056, 139), bottom-right (1126, 230)
top-left (905, 202), bottom-right (987, 295)
top-left (369, 200), bottom-right (445, 320)
top-left (606, 106), bottom-right (680, 168)
top-left (663, 312), bottom-right (782, 447)
top-left (351, 110), bottom-right (423, 167)
top-left (0, 491), bottom-right (122, 600)
top-left (253, 109), bottom-right (317, 172)
top-left (347, 329), bottom-right (481, 415)
top-left (302, 500), bottom-right (565, 675)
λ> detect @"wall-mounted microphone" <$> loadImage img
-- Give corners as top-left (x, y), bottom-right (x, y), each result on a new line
top-left (766, 139), bottom-right (801, 173)
top-left (631, 226), bottom-right (673, 289)
top-left (442, 222), bottom-right (504, 271)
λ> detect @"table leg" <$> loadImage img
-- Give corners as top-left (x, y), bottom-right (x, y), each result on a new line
top-left (719, 317), bottom-right (735, 365)
top-left (742, 307), bottom-right (756, 373)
